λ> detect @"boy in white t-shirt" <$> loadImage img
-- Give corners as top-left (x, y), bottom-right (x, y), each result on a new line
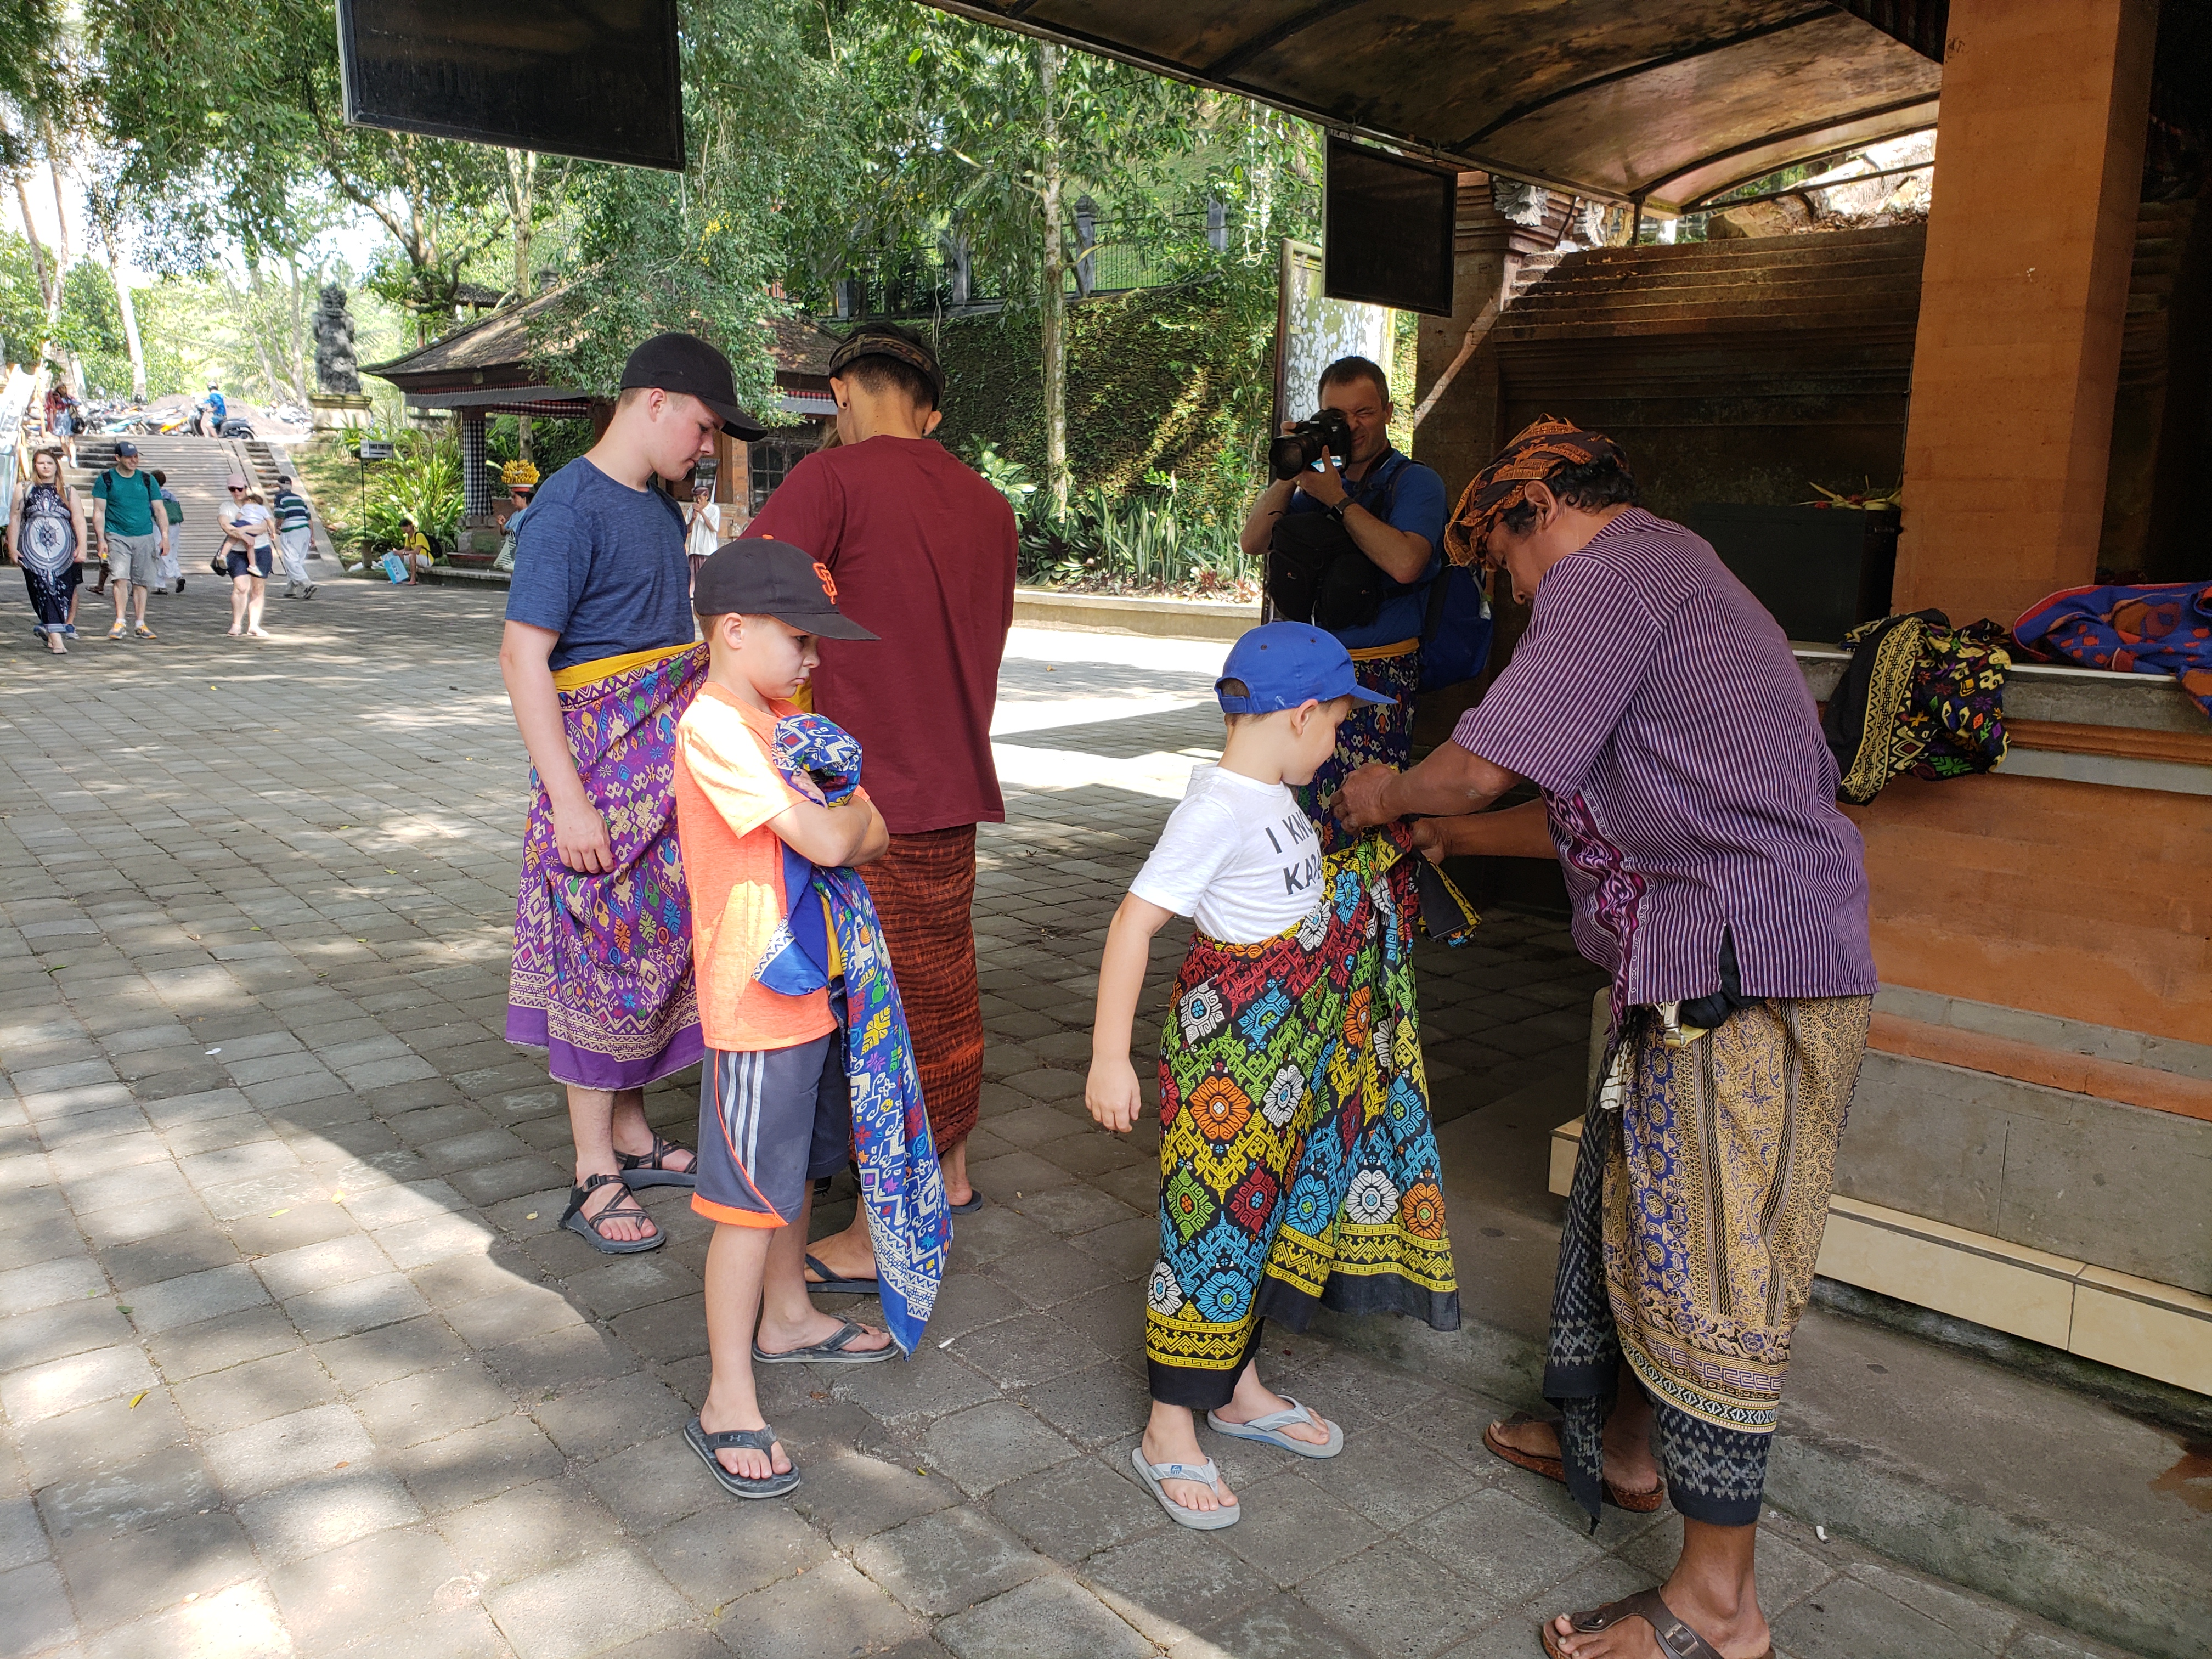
top-left (1087, 623), bottom-right (1463, 1531)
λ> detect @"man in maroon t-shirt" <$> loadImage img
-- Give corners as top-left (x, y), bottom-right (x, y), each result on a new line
top-left (745, 322), bottom-right (1017, 1289)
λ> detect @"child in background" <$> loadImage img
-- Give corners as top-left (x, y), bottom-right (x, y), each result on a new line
top-left (150, 470), bottom-right (185, 594)
top-left (669, 539), bottom-right (902, 1500)
top-left (1087, 622), bottom-right (1462, 1530)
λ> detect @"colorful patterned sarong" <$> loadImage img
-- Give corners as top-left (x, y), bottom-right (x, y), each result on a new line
top-left (1824, 611), bottom-right (2010, 804)
top-left (1548, 996), bottom-right (1870, 1528)
top-left (506, 644), bottom-right (708, 1091)
top-left (2013, 580), bottom-right (2212, 718)
top-left (755, 713), bottom-right (950, 1356)
top-left (1147, 829), bottom-right (1460, 1408)
top-left (1291, 640), bottom-right (1420, 854)
top-left (862, 825), bottom-right (985, 1148)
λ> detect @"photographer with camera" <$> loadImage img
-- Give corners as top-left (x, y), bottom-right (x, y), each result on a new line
top-left (1239, 355), bottom-right (1447, 846)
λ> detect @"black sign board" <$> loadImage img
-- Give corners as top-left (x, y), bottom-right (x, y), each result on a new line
top-left (1323, 137), bottom-right (1457, 317)
top-left (336, 0), bottom-right (685, 172)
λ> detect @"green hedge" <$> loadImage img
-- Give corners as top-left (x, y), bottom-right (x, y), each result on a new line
top-left (932, 269), bottom-right (1278, 532)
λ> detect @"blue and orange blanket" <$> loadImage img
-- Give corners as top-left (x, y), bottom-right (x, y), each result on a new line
top-left (754, 713), bottom-right (950, 1356)
top-left (2015, 581), bottom-right (2212, 718)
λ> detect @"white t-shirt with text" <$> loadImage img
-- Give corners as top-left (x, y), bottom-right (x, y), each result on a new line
top-left (1129, 765), bottom-right (1323, 945)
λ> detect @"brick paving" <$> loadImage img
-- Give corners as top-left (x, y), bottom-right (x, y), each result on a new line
top-left (0, 579), bottom-right (2137, 1659)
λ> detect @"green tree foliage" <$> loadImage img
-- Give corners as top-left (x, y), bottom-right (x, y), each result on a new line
top-left (56, 261), bottom-right (133, 392)
top-left (0, 230), bottom-right (49, 365)
top-left (85, 0), bottom-right (510, 328)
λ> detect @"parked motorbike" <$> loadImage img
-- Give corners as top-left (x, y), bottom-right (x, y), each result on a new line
top-left (218, 418), bottom-right (256, 440)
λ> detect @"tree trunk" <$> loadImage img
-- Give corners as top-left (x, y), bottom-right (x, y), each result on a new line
top-left (507, 149), bottom-right (536, 302)
top-left (1037, 41), bottom-right (1069, 516)
top-left (40, 125), bottom-right (83, 390)
top-left (13, 172), bottom-right (51, 312)
top-left (104, 241), bottom-right (148, 401)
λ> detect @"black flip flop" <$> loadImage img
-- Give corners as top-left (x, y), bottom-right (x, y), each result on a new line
top-left (949, 1193), bottom-right (984, 1215)
top-left (617, 1135), bottom-right (698, 1189)
top-left (753, 1317), bottom-right (898, 1365)
top-left (684, 1417), bottom-right (799, 1499)
top-left (561, 1173), bottom-right (665, 1254)
top-left (802, 1253), bottom-right (880, 1295)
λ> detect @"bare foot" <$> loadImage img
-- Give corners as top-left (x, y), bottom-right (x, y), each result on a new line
top-left (804, 1233), bottom-right (878, 1286)
top-left (575, 1171), bottom-right (657, 1243)
top-left (1216, 1383), bottom-right (1334, 1447)
top-left (754, 1308), bottom-right (893, 1359)
top-left (697, 1403), bottom-right (791, 1482)
top-left (1490, 1417), bottom-right (1662, 1499)
top-left (1141, 1424), bottom-right (1238, 1514)
top-left (1547, 1589), bottom-right (1770, 1659)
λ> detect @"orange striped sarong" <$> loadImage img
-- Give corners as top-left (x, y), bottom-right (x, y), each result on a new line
top-left (862, 825), bottom-right (983, 1146)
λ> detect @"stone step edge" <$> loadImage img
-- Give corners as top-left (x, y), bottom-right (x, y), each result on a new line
top-left (1012, 586), bottom-right (1257, 641)
top-left (1309, 1303), bottom-right (2210, 1659)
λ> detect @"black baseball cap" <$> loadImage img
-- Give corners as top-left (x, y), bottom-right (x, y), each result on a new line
top-left (693, 539), bottom-right (878, 640)
top-left (619, 332), bottom-right (768, 441)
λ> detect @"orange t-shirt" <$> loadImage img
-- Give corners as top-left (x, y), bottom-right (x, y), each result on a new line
top-left (673, 685), bottom-right (835, 1053)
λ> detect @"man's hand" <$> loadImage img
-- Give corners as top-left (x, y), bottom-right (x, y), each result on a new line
top-left (1334, 762), bottom-right (1399, 831)
top-left (1407, 818), bottom-right (1452, 865)
top-left (1294, 456), bottom-right (1349, 510)
top-left (551, 796), bottom-right (613, 874)
top-left (1086, 1053), bottom-right (1144, 1135)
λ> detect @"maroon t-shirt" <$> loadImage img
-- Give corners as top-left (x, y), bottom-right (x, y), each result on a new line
top-left (745, 437), bottom-right (1018, 834)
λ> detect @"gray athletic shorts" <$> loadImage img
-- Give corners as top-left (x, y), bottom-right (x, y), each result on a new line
top-left (105, 531), bottom-right (162, 588)
top-left (692, 1029), bottom-right (850, 1227)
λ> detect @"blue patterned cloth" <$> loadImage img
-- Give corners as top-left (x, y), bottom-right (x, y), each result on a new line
top-left (756, 713), bottom-right (949, 1356)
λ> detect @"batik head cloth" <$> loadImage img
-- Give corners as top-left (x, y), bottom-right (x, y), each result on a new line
top-left (1442, 416), bottom-right (1629, 566)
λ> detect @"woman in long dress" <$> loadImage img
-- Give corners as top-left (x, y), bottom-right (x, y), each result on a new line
top-left (9, 447), bottom-right (89, 654)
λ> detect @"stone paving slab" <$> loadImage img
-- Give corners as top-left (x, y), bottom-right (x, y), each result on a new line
top-left (0, 586), bottom-right (2149, 1658)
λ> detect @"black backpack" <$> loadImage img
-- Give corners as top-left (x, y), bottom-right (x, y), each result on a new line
top-left (1265, 455), bottom-right (1405, 633)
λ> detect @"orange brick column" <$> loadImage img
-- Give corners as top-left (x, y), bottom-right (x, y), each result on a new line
top-left (1892, 0), bottom-right (2157, 622)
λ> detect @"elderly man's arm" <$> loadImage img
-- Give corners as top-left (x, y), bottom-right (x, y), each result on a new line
top-left (1406, 799), bottom-right (1556, 863)
top-left (1334, 742), bottom-right (1523, 829)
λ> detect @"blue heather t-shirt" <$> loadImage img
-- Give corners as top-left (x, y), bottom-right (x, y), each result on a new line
top-left (505, 458), bottom-right (692, 670)
top-left (1285, 449), bottom-right (1449, 649)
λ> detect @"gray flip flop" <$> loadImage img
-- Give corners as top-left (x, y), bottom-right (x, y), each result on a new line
top-left (753, 1317), bottom-right (899, 1365)
top-left (1206, 1397), bottom-right (1343, 1459)
top-left (1130, 1446), bottom-right (1241, 1529)
top-left (684, 1417), bottom-right (799, 1499)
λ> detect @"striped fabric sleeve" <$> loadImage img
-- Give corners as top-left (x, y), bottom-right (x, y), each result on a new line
top-left (1451, 552), bottom-right (1663, 796)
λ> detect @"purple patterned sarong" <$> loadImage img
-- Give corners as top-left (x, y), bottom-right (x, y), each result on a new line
top-left (506, 644), bottom-right (709, 1091)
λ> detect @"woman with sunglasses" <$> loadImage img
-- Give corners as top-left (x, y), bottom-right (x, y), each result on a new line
top-left (220, 475), bottom-right (278, 637)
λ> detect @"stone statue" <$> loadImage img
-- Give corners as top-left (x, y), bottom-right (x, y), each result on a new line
top-left (313, 285), bottom-right (360, 394)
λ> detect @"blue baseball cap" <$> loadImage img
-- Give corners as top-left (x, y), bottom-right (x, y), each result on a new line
top-left (1216, 622), bottom-right (1395, 714)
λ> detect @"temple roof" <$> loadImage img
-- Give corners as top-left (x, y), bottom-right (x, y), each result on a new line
top-left (919, 1), bottom-right (1943, 216)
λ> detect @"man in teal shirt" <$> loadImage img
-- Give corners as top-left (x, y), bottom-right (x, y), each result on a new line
top-left (91, 439), bottom-right (170, 640)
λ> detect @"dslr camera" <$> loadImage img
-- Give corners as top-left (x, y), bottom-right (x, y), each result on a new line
top-left (1269, 407), bottom-right (1353, 480)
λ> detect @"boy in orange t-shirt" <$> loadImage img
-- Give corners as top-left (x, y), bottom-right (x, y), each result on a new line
top-left (673, 539), bottom-right (895, 1501)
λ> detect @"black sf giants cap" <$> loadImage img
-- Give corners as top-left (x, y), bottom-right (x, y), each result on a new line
top-left (619, 332), bottom-right (768, 441)
top-left (693, 539), bottom-right (878, 640)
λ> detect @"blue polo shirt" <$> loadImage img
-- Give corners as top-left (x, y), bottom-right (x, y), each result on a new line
top-left (505, 459), bottom-right (692, 671)
top-left (1285, 448), bottom-right (1448, 650)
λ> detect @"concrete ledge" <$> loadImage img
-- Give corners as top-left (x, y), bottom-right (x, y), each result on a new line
top-left (1012, 587), bottom-right (1258, 640)
top-left (421, 565), bottom-right (511, 589)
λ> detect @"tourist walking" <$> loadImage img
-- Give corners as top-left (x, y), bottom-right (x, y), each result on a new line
top-left (745, 321), bottom-right (1017, 1288)
top-left (1087, 623), bottom-right (1458, 1530)
top-left (1335, 418), bottom-right (1874, 1659)
top-left (90, 438), bottom-right (170, 640)
top-left (9, 447), bottom-right (88, 654)
top-left (274, 472), bottom-right (317, 597)
top-left (500, 331), bottom-right (766, 1251)
top-left (150, 471), bottom-right (185, 594)
top-left (1238, 356), bottom-right (1448, 849)
top-left (219, 476), bottom-right (278, 638)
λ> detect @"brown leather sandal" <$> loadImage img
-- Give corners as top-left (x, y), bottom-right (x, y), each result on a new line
top-left (1539, 1588), bottom-right (1772, 1659)
top-left (1482, 1413), bottom-right (1666, 1513)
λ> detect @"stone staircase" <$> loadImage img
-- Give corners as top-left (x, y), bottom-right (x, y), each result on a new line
top-left (66, 433), bottom-right (335, 562)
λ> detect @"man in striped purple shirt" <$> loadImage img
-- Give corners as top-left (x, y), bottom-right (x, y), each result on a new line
top-left (1338, 418), bottom-right (1872, 1659)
